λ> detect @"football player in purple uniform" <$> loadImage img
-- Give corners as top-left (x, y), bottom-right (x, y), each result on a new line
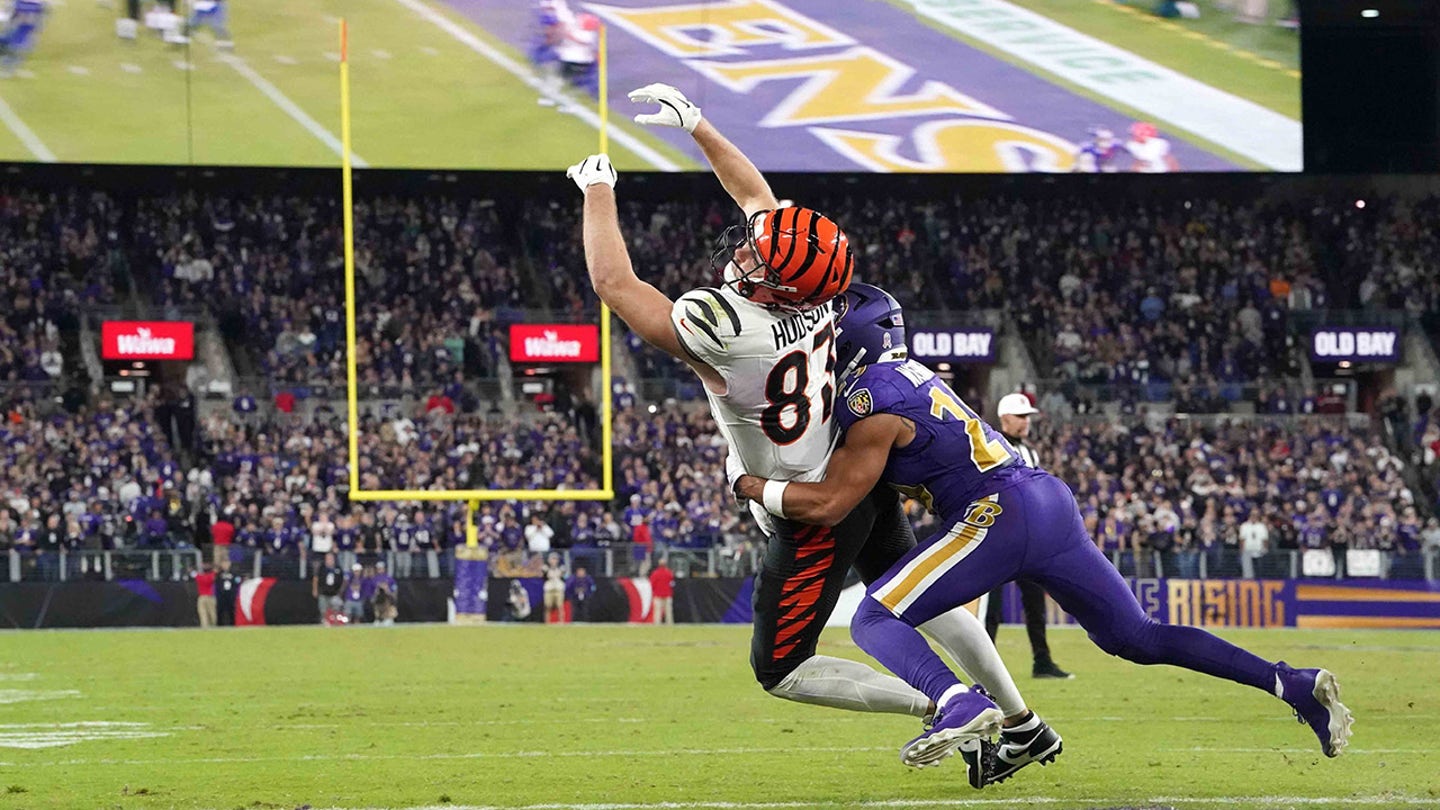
top-left (736, 283), bottom-right (1353, 785)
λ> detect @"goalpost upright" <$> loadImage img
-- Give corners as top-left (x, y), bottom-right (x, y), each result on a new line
top-left (338, 20), bottom-right (616, 520)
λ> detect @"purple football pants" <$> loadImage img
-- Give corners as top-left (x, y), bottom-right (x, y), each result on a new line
top-left (852, 468), bottom-right (1275, 705)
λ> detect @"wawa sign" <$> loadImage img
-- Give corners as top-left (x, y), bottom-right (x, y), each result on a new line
top-left (101, 321), bottom-right (195, 361)
top-left (509, 324), bottom-right (600, 363)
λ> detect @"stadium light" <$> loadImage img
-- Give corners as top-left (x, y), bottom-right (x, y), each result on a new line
top-left (1361, 9), bottom-right (1380, 18)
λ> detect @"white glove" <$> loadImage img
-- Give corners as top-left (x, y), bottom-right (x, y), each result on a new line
top-left (725, 453), bottom-right (746, 501)
top-left (629, 83), bottom-right (702, 133)
top-left (566, 154), bottom-right (617, 192)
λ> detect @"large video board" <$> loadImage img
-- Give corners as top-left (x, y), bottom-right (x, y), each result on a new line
top-left (0, 0), bottom-right (1300, 171)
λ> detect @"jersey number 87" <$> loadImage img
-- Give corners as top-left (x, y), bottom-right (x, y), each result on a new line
top-left (761, 324), bottom-right (835, 445)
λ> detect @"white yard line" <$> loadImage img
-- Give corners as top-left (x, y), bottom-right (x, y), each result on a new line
top-left (214, 51), bottom-right (369, 167)
top-left (898, 0), bottom-right (1302, 170)
top-left (5, 745), bottom-right (893, 768)
top-left (0, 92), bottom-right (56, 161)
top-left (388, 0), bottom-right (680, 171)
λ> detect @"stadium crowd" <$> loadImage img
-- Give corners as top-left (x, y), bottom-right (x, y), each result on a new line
top-left (0, 188), bottom-right (121, 383)
top-left (521, 193), bottom-right (1333, 405)
top-left (0, 388), bottom-right (762, 581)
top-left (133, 192), bottom-right (522, 387)
top-left (2, 179), bottom-right (1439, 584)
top-left (1039, 414), bottom-right (1436, 578)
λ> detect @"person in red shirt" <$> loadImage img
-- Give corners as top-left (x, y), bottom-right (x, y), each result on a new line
top-left (649, 556), bottom-right (675, 625)
top-left (210, 514), bottom-right (235, 568)
top-left (425, 392), bottom-right (456, 416)
top-left (194, 563), bottom-right (217, 628)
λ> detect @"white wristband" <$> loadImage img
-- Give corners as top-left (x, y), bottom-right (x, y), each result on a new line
top-left (761, 479), bottom-right (789, 519)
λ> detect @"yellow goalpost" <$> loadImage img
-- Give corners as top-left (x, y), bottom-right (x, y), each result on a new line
top-left (338, 20), bottom-right (616, 531)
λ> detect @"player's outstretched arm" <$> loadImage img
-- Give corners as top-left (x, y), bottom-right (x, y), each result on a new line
top-left (628, 83), bottom-right (778, 218)
top-left (736, 414), bottom-right (905, 527)
top-left (690, 119), bottom-right (780, 218)
top-left (569, 155), bottom-right (724, 389)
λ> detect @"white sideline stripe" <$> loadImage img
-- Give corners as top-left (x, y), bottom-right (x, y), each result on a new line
top-left (215, 52), bottom-right (370, 167)
top-left (4, 745), bottom-right (893, 768)
top-left (0, 92), bottom-right (56, 161)
top-left (276, 717), bottom-right (647, 729)
top-left (389, 0), bottom-right (680, 171)
top-left (313, 798), bottom-right (1440, 810)
top-left (900, 0), bottom-right (1302, 170)
top-left (1163, 747), bottom-right (1424, 754)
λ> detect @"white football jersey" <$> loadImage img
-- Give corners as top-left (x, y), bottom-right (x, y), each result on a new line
top-left (1126, 137), bottom-right (1172, 173)
top-left (671, 286), bottom-right (838, 483)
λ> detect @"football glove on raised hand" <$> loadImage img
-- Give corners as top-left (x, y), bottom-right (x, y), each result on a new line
top-left (628, 83), bottom-right (702, 133)
top-left (566, 154), bottom-right (617, 191)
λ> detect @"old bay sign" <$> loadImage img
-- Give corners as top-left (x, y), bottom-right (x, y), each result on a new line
top-left (591, 0), bottom-right (1077, 172)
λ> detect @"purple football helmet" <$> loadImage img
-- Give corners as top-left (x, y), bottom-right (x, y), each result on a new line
top-left (834, 282), bottom-right (906, 384)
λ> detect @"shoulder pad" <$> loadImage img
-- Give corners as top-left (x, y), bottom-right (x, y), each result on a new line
top-left (838, 365), bottom-right (907, 429)
top-left (672, 288), bottom-right (741, 361)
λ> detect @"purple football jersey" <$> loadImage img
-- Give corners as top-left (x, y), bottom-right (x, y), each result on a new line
top-left (837, 360), bottom-right (1021, 521)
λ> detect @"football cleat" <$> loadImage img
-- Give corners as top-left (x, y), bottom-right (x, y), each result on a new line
top-left (1274, 662), bottom-right (1353, 757)
top-left (900, 688), bottom-right (1002, 769)
top-left (1032, 662), bottom-right (1074, 680)
top-left (959, 714), bottom-right (1063, 788)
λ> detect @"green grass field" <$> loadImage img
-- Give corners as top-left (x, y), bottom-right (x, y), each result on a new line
top-left (0, 0), bottom-right (692, 168)
top-left (2, 624), bottom-right (1436, 809)
top-left (1000, 0), bottom-right (1300, 119)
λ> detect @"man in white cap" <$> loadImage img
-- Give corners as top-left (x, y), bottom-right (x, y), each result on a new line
top-left (985, 393), bottom-right (1072, 679)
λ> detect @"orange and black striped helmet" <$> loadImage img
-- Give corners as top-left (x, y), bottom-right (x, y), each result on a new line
top-left (711, 207), bottom-right (854, 312)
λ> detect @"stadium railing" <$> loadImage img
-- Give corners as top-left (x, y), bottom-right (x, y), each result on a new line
top-left (5, 549), bottom-right (203, 583)
top-left (475, 543), bottom-right (762, 579)
top-left (4, 547), bottom-right (1429, 583)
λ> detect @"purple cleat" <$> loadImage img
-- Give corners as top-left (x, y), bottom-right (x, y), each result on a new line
top-left (1274, 662), bottom-right (1353, 757)
top-left (900, 688), bottom-right (1003, 768)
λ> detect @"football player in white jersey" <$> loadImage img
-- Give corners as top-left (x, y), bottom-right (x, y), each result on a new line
top-left (567, 83), bottom-right (1035, 759)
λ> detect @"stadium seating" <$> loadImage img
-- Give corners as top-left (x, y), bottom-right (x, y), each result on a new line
top-left (133, 192), bottom-right (520, 388)
top-left (1, 181), bottom-right (1437, 582)
top-left (517, 192), bottom-right (1328, 405)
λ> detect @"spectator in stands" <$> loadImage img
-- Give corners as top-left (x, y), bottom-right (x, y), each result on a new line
top-left (525, 512), bottom-right (554, 555)
top-left (1239, 511), bottom-right (1270, 579)
top-left (210, 510), bottom-right (234, 568)
top-left (310, 510), bottom-right (336, 561)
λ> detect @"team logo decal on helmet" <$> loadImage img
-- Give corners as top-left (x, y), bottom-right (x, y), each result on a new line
top-left (711, 207), bottom-right (853, 312)
top-left (834, 283), bottom-right (907, 385)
